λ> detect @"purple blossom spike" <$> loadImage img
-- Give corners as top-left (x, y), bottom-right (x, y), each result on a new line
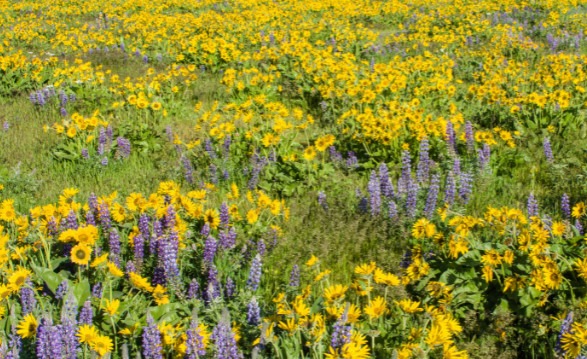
top-left (220, 202), bottom-right (230, 228)
top-left (368, 171), bottom-right (381, 216)
top-left (398, 150), bottom-right (412, 197)
top-left (555, 312), bottom-right (573, 356)
top-left (416, 138), bottom-right (430, 183)
top-left (445, 172), bottom-right (456, 206)
top-left (116, 137), bottom-right (131, 158)
top-left (187, 279), bottom-right (200, 300)
top-left (142, 314), bottom-right (163, 359)
top-left (543, 137), bottom-right (554, 163)
top-left (224, 277), bottom-right (235, 299)
top-left (203, 236), bottom-right (218, 264)
top-left (318, 191), bottom-right (329, 211)
top-left (389, 200), bottom-right (398, 220)
top-left (346, 151), bottom-right (358, 169)
top-left (562, 193), bottom-right (571, 219)
top-left (527, 193), bottom-right (539, 217)
top-left (211, 318), bottom-right (243, 359)
top-left (330, 311), bottom-right (351, 350)
top-left (205, 265), bottom-right (221, 302)
top-left (20, 280), bottom-right (36, 314)
top-left (134, 234), bottom-right (144, 267)
top-left (182, 155), bottom-right (194, 184)
top-left (92, 283), bottom-right (103, 298)
top-left (289, 264), bottom-right (300, 287)
top-left (79, 300), bottom-right (93, 325)
top-left (185, 318), bottom-right (207, 358)
top-left (406, 178), bottom-right (418, 218)
top-left (247, 297), bottom-right (261, 325)
top-left (576, 219), bottom-right (584, 235)
top-left (465, 121), bottom-right (475, 152)
top-left (247, 254), bottom-right (262, 291)
top-left (424, 174), bottom-right (440, 218)
top-left (446, 121), bottom-right (456, 154)
top-left (55, 280), bottom-right (68, 300)
top-left (109, 229), bottom-right (121, 266)
top-left (379, 163), bottom-right (394, 199)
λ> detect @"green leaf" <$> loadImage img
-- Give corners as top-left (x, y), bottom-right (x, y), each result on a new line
top-left (73, 279), bottom-right (91, 306)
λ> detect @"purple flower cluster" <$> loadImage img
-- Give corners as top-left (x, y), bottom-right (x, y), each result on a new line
top-left (247, 254), bottom-right (262, 291)
top-left (185, 318), bottom-right (207, 358)
top-left (211, 319), bottom-right (243, 359)
top-left (116, 137), bottom-right (131, 158)
top-left (142, 315), bottom-right (163, 359)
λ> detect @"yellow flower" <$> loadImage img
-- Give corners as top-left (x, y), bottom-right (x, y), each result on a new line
top-left (153, 285), bottom-right (170, 305)
top-left (76, 225), bottom-right (98, 245)
top-left (151, 102), bottom-right (162, 111)
top-left (303, 146), bottom-right (316, 161)
top-left (91, 253), bottom-right (109, 267)
top-left (364, 296), bottom-right (388, 319)
top-left (77, 325), bottom-right (99, 344)
top-left (551, 221), bottom-right (566, 237)
top-left (129, 272), bottom-right (154, 292)
top-left (395, 299), bottom-right (423, 314)
top-left (8, 268), bottom-right (32, 292)
top-left (373, 268), bottom-right (400, 286)
top-left (246, 209), bottom-right (259, 224)
top-left (306, 255), bottom-right (319, 267)
top-left (354, 262), bottom-right (376, 276)
top-left (90, 334), bottom-right (113, 357)
top-left (204, 209), bottom-right (221, 229)
top-left (314, 134), bottom-right (335, 152)
top-left (16, 314), bottom-right (37, 338)
top-left (104, 299), bottom-right (120, 316)
top-left (323, 285), bottom-right (348, 303)
top-left (107, 262), bottom-right (124, 277)
top-left (71, 244), bottom-right (92, 266)
top-left (572, 202), bottom-right (586, 219)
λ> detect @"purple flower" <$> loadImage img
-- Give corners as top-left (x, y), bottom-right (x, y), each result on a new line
top-left (20, 280), bottom-right (36, 314)
top-left (330, 311), bottom-right (351, 350)
top-left (187, 279), bottom-right (200, 300)
top-left (318, 191), bottom-right (329, 211)
top-left (55, 280), bottom-right (68, 300)
top-left (406, 178), bottom-right (418, 218)
top-left (224, 277), bottom-right (235, 299)
top-left (142, 314), bottom-right (163, 359)
top-left (181, 155), bottom-right (194, 184)
top-left (527, 193), bottom-right (539, 217)
top-left (388, 200), bottom-right (398, 220)
top-left (289, 264), bottom-right (300, 287)
top-left (205, 265), bottom-right (221, 302)
top-left (220, 202), bottom-right (230, 228)
top-left (398, 150), bottom-right (412, 197)
top-left (3, 121), bottom-right (9, 131)
top-left (543, 137), bottom-right (554, 162)
top-left (223, 135), bottom-right (232, 156)
top-left (211, 317), bottom-right (243, 359)
top-left (247, 254), bottom-right (262, 291)
top-left (424, 174), bottom-right (440, 218)
top-left (465, 121), bottom-right (475, 152)
top-left (368, 171), bottom-right (381, 216)
top-left (185, 318), bottom-right (207, 358)
top-left (576, 219), bottom-right (584, 235)
top-left (99, 203), bottom-right (111, 230)
top-left (346, 151), bottom-right (358, 169)
top-left (134, 234), bottom-right (145, 267)
top-left (116, 137), bottom-right (131, 158)
top-left (562, 193), bottom-right (571, 219)
top-left (60, 107), bottom-right (67, 117)
top-left (109, 229), bottom-right (121, 266)
top-left (81, 148), bottom-right (89, 159)
top-left (452, 156), bottom-right (461, 178)
top-left (445, 172), bottom-right (456, 205)
top-left (446, 120), bottom-right (456, 154)
top-left (247, 297), bottom-right (261, 325)
top-left (92, 283), bottom-right (103, 298)
top-left (79, 300), bottom-right (93, 325)
top-left (458, 171), bottom-right (474, 204)
top-left (416, 138), bottom-right (430, 183)
top-left (100, 156), bottom-right (108, 166)
top-left (209, 164), bottom-right (218, 184)
top-left (379, 163), bottom-right (394, 198)
top-left (329, 146), bottom-right (343, 162)
top-left (203, 236), bottom-right (218, 264)
top-left (204, 139), bottom-right (216, 158)
top-left (159, 231), bottom-right (179, 282)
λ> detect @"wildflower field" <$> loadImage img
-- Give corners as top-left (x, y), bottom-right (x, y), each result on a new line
top-left (3, 0), bottom-right (587, 357)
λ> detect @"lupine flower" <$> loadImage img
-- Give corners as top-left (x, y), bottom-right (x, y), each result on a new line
top-left (555, 311), bottom-right (573, 356)
top-left (257, 239), bottom-right (266, 257)
top-left (200, 222), bottom-right (210, 238)
top-left (99, 203), bottom-right (111, 229)
top-left (329, 146), bottom-right (343, 162)
top-left (247, 297), bottom-right (261, 325)
top-left (330, 311), bottom-right (351, 350)
top-left (134, 234), bottom-right (144, 267)
top-left (318, 191), bottom-right (329, 211)
top-left (211, 317), bottom-right (243, 359)
top-left (289, 264), bottom-right (300, 287)
top-left (185, 318), bottom-right (207, 358)
top-left (223, 135), bottom-right (232, 156)
top-left (204, 139), bottom-right (216, 158)
top-left (424, 174), bottom-right (441, 218)
top-left (209, 164), bottom-right (218, 184)
top-left (159, 231), bottom-right (179, 282)
top-left (220, 202), bottom-right (230, 227)
top-left (81, 148), bottom-right (89, 159)
top-left (576, 219), bottom-right (584, 235)
top-left (203, 236), bottom-right (218, 264)
top-left (398, 150), bottom-right (412, 197)
top-left (36, 318), bottom-right (58, 359)
top-left (109, 229), bottom-right (121, 266)
top-left (142, 314), bottom-right (163, 359)
top-left (465, 121), bottom-right (475, 152)
top-left (187, 279), bottom-right (200, 300)
top-left (92, 283), bottom-right (103, 298)
top-left (219, 227), bottom-right (237, 250)
top-left (224, 277), bottom-right (235, 299)
top-left (562, 193), bottom-right (571, 219)
top-left (406, 178), bottom-right (418, 218)
top-left (368, 171), bottom-right (381, 216)
top-left (527, 193), bottom-right (539, 217)
top-left (79, 300), bottom-right (93, 325)
top-left (3, 121), bottom-right (9, 131)
top-left (181, 155), bottom-right (194, 184)
top-left (452, 156), bottom-right (461, 178)
top-left (20, 280), bottom-right (36, 315)
top-left (389, 200), bottom-right (398, 220)
top-left (445, 172), bottom-right (456, 205)
top-left (247, 254), bottom-right (262, 291)
top-left (379, 163), bottom-right (394, 198)
top-left (346, 151), bottom-right (358, 169)
top-left (543, 137), bottom-right (554, 162)
top-left (116, 137), bottom-right (131, 158)
top-left (459, 172), bottom-right (474, 204)
top-left (55, 280), bottom-right (68, 300)
top-left (100, 156), bottom-right (109, 166)
top-left (206, 265), bottom-right (221, 302)
top-left (446, 120), bottom-right (456, 154)
top-left (416, 138), bottom-right (430, 183)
